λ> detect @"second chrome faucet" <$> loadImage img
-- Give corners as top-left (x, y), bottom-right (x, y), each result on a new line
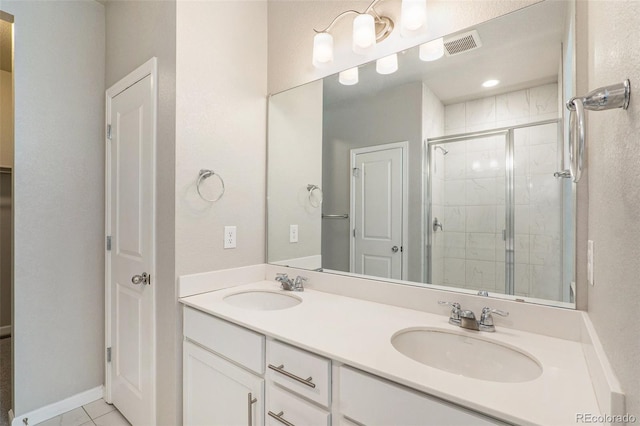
top-left (438, 301), bottom-right (508, 332)
top-left (275, 273), bottom-right (307, 292)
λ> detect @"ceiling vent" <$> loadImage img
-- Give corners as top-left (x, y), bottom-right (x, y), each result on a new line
top-left (443, 30), bottom-right (482, 57)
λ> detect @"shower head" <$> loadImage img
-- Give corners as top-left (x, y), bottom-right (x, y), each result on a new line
top-left (434, 146), bottom-right (449, 155)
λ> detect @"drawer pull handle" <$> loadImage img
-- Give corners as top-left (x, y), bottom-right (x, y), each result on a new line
top-left (268, 364), bottom-right (316, 388)
top-left (268, 410), bottom-right (295, 426)
top-left (247, 392), bottom-right (257, 426)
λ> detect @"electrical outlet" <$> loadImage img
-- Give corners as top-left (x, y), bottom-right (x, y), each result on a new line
top-left (289, 225), bottom-right (299, 243)
top-left (587, 240), bottom-right (594, 285)
top-left (224, 226), bottom-right (237, 249)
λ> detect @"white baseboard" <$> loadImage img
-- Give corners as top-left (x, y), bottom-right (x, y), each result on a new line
top-left (12, 385), bottom-right (104, 426)
top-left (0, 325), bottom-right (11, 338)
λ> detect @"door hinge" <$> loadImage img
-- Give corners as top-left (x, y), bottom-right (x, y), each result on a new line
top-left (106, 124), bottom-right (112, 140)
top-left (352, 167), bottom-right (360, 177)
top-left (106, 236), bottom-right (111, 251)
top-left (106, 347), bottom-right (112, 363)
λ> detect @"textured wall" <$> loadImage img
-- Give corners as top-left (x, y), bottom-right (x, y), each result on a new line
top-left (105, 1), bottom-right (178, 422)
top-left (585, 0), bottom-right (640, 417)
top-left (3, 0), bottom-right (105, 415)
top-left (175, 1), bottom-right (267, 278)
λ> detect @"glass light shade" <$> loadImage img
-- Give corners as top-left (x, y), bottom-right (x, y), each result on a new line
top-left (376, 54), bottom-right (398, 75)
top-left (401, 0), bottom-right (427, 37)
top-left (339, 67), bottom-right (359, 85)
top-left (419, 38), bottom-right (444, 61)
top-left (352, 14), bottom-right (376, 55)
top-left (312, 32), bottom-right (334, 67)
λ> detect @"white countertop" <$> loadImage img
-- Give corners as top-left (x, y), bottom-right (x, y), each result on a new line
top-left (180, 281), bottom-right (601, 425)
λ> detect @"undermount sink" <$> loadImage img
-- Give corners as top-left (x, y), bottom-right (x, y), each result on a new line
top-left (391, 328), bottom-right (542, 383)
top-left (223, 290), bottom-right (302, 311)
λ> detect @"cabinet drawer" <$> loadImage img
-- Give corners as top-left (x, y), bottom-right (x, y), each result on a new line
top-left (266, 384), bottom-right (330, 426)
top-left (184, 307), bottom-right (265, 374)
top-left (266, 340), bottom-right (331, 407)
top-left (339, 366), bottom-right (506, 426)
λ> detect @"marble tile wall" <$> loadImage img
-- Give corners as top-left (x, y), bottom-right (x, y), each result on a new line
top-left (436, 83), bottom-right (563, 299)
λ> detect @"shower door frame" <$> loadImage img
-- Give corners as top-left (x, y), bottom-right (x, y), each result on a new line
top-left (424, 118), bottom-right (561, 296)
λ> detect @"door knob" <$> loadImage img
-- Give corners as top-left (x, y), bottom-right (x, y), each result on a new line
top-left (131, 272), bottom-right (150, 285)
top-left (391, 246), bottom-right (399, 253)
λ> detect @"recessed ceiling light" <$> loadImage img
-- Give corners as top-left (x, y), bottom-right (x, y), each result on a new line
top-left (482, 79), bottom-right (500, 88)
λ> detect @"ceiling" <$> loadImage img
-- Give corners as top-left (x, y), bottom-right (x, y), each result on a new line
top-left (324, 1), bottom-right (567, 106)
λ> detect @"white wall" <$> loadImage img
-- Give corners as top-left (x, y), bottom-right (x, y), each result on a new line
top-left (2, 0), bottom-right (105, 415)
top-left (584, 0), bottom-right (640, 416)
top-left (105, 1), bottom-right (178, 422)
top-left (267, 80), bottom-right (323, 267)
top-left (175, 0), bottom-right (267, 275)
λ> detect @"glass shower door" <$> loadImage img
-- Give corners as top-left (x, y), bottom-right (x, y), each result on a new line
top-left (427, 132), bottom-right (508, 293)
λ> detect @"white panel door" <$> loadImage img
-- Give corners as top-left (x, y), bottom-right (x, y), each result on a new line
top-left (352, 146), bottom-right (404, 279)
top-left (106, 62), bottom-right (156, 426)
top-left (184, 341), bottom-right (264, 426)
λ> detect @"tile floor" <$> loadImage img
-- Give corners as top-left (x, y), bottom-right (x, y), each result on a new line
top-left (35, 399), bottom-right (130, 426)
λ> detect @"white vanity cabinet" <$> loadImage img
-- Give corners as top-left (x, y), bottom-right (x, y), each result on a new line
top-left (338, 366), bottom-right (506, 426)
top-left (265, 340), bottom-right (332, 425)
top-left (183, 306), bottom-right (507, 426)
top-left (183, 307), bottom-right (266, 426)
top-left (184, 341), bottom-right (264, 426)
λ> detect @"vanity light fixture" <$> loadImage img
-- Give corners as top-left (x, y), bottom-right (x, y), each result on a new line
top-left (400, 0), bottom-right (428, 37)
top-left (419, 38), bottom-right (444, 61)
top-left (482, 79), bottom-right (500, 88)
top-left (339, 67), bottom-right (359, 85)
top-left (312, 0), bottom-right (427, 67)
top-left (376, 53), bottom-right (398, 75)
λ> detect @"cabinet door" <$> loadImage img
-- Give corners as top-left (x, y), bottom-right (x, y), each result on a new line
top-left (184, 341), bottom-right (264, 426)
top-left (339, 366), bottom-right (506, 426)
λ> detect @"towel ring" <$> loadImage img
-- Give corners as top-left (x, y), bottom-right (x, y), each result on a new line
top-left (567, 97), bottom-right (585, 183)
top-left (307, 184), bottom-right (323, 208)
top-left (197, 169), bottom-right (225, 202)
top-left (566, 79), bottom-right (630, 183)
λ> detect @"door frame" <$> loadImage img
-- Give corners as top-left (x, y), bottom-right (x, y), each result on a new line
top-left (104, 57), bottom-right (158, 419)
top-left (349, 141), bottom-right (409, 280)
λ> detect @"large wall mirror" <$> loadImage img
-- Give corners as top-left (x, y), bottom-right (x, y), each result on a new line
top-left (268, 0), bottom-right (576, 308)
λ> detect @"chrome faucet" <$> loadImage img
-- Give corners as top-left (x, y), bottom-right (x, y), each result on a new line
top-left (439, 301), bottom-right (508, 332)
top-left (275, 273), bottom-right (307, 292)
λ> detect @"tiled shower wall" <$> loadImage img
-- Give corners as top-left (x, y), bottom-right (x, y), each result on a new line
top-left (431, 83), bottom-right (565, 300)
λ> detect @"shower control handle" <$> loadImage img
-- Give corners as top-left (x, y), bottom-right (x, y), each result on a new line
top-left (433, 217), bottom-right (443, 232)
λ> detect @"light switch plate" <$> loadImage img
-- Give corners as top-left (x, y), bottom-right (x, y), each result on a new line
top-left (224, 226), bottom-right (237, 249)
top-left (289, 225), bottom-right (299, 243)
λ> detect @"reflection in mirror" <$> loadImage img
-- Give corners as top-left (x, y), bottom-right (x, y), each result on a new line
top-left (268, 1), bottom-right (576, 307)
